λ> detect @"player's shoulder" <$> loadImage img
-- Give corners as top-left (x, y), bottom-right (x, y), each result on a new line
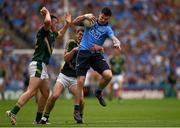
top-left (37, 26), bottom-right (44, 33)
top-left (121, 54), bottom-right (126, 59)
top-left (101, 24), bottom-right (113, 34)
top-left (119, 55), bottom-right (126, 61)
top-left (96, 23), bottom-right (113, 34)
top-left (106, 24), bottom-right (113, 29)
top-left (39, 26), bottom-right (48, 32)
top-left (36, 26), bottom-right (46, 37)
top-left (65, 39), bottom-right (77, 48)
top-left (37, 26), bottom-right (50, 34)
top-left (67, 39), bottom-right (76, 45)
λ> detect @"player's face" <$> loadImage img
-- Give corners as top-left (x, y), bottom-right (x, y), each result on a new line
top-left (51, 18), bottom-right (58, 31)
top-left (76, 30), bottom-right (84, 43)
top-left (98, 13), bottom-right (110, 25)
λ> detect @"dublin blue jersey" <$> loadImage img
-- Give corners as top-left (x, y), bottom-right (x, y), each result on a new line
top-left (79, 21), bottom-right (114, 50)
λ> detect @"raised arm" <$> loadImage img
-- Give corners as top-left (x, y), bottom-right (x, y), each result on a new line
top-left (73, 13), bottom-right (96, 26)
top-left (40, 7), bottom-right (51, 30)
top-left (57, 12), bottom-right (72, 38)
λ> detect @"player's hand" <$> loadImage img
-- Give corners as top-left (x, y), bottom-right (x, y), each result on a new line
top-left (73, 47), bottom-right (79, 52)
top-left (40, 6), bottom-right (49, 16)
top-left (84, 13), bottom-right (96, 23)
top-left (64, 12), bottom-right (72, 25)
top-left (113, 43), bottom-right (121, 51)
top-left (90, 44), bottom-right (104, 52)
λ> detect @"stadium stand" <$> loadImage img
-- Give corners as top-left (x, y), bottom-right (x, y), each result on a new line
top-left (0, 0), bottom-right (180, 99)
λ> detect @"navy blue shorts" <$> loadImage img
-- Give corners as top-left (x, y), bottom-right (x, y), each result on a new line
top-left (76, 50), bottom-right (110, 76)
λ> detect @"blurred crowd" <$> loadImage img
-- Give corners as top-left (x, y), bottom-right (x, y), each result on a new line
top-left (0, 0), bottom-right (180, 93)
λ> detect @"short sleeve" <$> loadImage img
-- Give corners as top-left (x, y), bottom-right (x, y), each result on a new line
top-left (37, 27), bottom-right (46, 38)
top-left (54, 31), bottom-right (59, 38)
top-left (65, 40), bottom-right (76, 52)
top-left (107, 26), bottom-right (114, 38)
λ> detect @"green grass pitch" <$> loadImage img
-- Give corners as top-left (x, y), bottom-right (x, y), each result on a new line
top-left (0, 98), bottom-right (180, 127)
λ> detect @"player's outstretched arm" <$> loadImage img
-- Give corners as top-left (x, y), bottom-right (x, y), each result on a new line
top-left (64, 47), bottom-right (78, 62)
top-left (73, 13), bottom-right (96, 26)
top-left (64, 42), bottom-right (78, 62)
top-left (40, 6), bottom-right (51, 30)
top-left (111, 36), bottom-right (122, 51)
top-left (57, 12), bottom-right (72, 38)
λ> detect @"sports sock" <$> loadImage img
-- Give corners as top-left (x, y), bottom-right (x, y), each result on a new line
top-left (96, 88), bottom-right (103, 94)
top-left (35, 112), bottom-right (42, 122)
top-left (11, 105), bottom-right (20, 115)
top-left (74, 104), bottom-right (80, 111)
top-left (80, 113), bottom-right (83, 118)
top-left (44, 112), bottom-right (50, 119)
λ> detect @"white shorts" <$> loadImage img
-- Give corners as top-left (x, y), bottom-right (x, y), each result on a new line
top-left (56, 73), bottom-right (77, 89)
top-left (28, 61), bottom-right (49, 80)
top-left (111, 74), bottom-right (124, 89)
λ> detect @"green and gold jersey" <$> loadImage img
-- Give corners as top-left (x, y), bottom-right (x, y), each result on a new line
top-left (32, 27), bottom-right (58, 64)
top-left (110, 55), bottom-right (125, 75)
top-left (0, 69), bottom-right (5, 78)
top-left (61, 39), bottom-right (78, 77)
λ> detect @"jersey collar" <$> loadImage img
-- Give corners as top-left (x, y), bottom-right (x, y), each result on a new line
top-left (97, 20), bottom-right (108, 26)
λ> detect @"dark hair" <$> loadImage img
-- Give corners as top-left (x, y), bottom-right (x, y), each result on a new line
top-left (76, 27), bottom-right (84, 33)
top-left (50, 14), bottom-right (57, 19)
top-left (101, 7), bottom-right (112, 16)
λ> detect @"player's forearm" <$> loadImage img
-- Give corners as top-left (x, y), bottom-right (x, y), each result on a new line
top-left (40, 7), bottom-right (51, 29)
top-left (58, 22), bottom-right (70, 38)
top-left (44, 12), bottom-right (51, 28)
top-left (97, 45), bottom-right (104, 52)
top-left (64, 49), bottom-right (76, 62)
top-left (111, 36), bottom-right (121, 46)
top-left (73, 15), bottom-right (86, 26)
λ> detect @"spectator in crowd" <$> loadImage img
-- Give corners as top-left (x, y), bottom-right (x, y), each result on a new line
top-left (0, 51), bottom-right (6, 100)
top-left (108, 49), bottom-right (125, 100)
top-left (0, 0), bottom-right (179, 98)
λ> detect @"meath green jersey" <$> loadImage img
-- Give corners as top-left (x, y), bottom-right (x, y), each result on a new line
top-left (61, 39), bottom-right (78, 77)
top-left (110, 55), bottom-right (125, 75)
top-left (0, 69), bottom-right (5, 78)
top-left (32, 27), bottom-right (58, 64)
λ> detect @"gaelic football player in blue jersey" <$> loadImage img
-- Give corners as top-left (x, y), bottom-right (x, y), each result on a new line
top-left (72, 7), bottom-right (121, 122)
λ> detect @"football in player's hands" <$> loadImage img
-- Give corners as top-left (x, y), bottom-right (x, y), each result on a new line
top-left (83, 13), bottom-right (96, 27)
top-left (83, 19), bottom-right (95, 27)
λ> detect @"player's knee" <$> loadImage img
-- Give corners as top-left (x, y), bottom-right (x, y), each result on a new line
top-left (103, 72), bottom-right (112, 82)
top-left (40, 88), bottom-right (50, 99)
top-left (78, 81), bottom-right (83, 87)
top-left (44, 94), bottom-right (49, 100)
top-left (80, 97), bottom-right (85, 102)
top-left (26, 90), bottom-right (36, 98)
top-left (77, 77), bottom-right (85, 86)
top-left (45, 91), bottom-right (50, 99)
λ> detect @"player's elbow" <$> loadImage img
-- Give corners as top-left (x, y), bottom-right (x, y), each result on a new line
top-left (64, 55), bottom-right (71, 62)
top-left (72, 20), bottom-right (79, 26)
top-left (58, 32), bottom-right (63, 38)
top-left (72, 19), bottom-right (82, 26)
top-left (44, 20), bottom-right (51, 27)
